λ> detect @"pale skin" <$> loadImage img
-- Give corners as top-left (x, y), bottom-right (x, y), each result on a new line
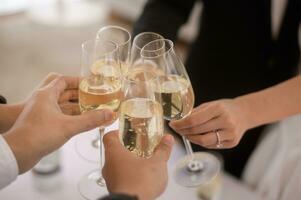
top-left (102, 131), bottom-right (174, 200)
top-left (1, 73), bottom-right (174, 200)
top-left (2, 74), bottom-right (115, 173)
top-left (0, 73), bottom-right (80, 133)
top-left (170, 75), bottom-right (301, 149)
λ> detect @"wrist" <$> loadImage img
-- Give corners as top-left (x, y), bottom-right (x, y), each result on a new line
top-left (3, 125), bottom-right (38, 174)
top-left (0, 102), bottom-right (25, 133)
top-left (233, 96), bottom-right (258, 130)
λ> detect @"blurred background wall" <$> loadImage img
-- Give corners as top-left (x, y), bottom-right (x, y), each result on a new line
top-left (0, 0), bottom-right (202, 103)
top-left (0, 0), bottom-right (300, 103)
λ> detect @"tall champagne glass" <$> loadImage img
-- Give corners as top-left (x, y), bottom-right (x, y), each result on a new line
top-left (75, 26), bottom-right (131, 163)
top-left (97, 25), bottom-right (131, 75)
top-left (78, 39), bottom-right (122, 199)
top-left (127, 32), bottom-right (164, 81)
top-left (119, 77), bottom-right (164, 158)
top-left (141, 39), bottom-right (220, 187)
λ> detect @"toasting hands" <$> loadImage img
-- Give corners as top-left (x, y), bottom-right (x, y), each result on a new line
top-left (103, 131), bottom-right (174, 200)
top-left (3, 75), bottom-right (115, 173)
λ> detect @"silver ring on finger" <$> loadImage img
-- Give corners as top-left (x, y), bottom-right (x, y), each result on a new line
top-left (215, 129), bottom-right (222, 148)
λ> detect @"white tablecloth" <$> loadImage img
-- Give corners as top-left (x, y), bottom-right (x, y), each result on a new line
top-left (0, 125), bottom-right (259, 200)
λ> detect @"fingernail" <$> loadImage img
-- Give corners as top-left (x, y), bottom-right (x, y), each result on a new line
top-left (163, 134), bottom-right (174, 146)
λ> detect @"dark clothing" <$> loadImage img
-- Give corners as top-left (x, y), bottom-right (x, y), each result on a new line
top-left (0, 95), bottom-right (6, 104)
top-left (134, 0), bottom-right (300, 177)
top-left (99, 193), bottom-right (138, 200)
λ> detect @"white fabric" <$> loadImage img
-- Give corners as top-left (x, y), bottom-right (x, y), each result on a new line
top-left (243, 115), bottom-right (301, 200)
top-left (0, 135), bottom-right (19, 189)
top-left (272, 0), bottom-right (288, 38)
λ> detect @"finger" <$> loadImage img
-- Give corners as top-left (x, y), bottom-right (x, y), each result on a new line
top-left (205, 140), bottom-right (236, 149)
top-left (169, 103), bottom-right (221, 130)
top-left (45, 76), bottom-right (79, 100)
top-left (151, 134), bottom-right (174, 162)
top-left (192, 102), bottom-right (210, 113)
top-left (41, 72), bottom-right (61, 87)
top-left (62, 76), bottom-right (79, 90)
top-left (186, 130), bottom-right (231, 147)
top-left (176, 117), bottom-right (224, 135)
top-left (60, 103), bottom-right (80, 115)
top-left (59, 89), bottom-right (79, 103)
top-left (103, 131), bottom-right (123, 152)
top-left (65, 109), bottom-right (115, 136)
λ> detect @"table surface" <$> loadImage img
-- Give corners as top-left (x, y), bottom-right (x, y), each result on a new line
top-left (0, 123), bottom-right (259, 200)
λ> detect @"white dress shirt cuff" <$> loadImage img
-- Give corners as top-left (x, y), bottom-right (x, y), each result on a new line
top-left (0, 135), bottom-right (19, 189)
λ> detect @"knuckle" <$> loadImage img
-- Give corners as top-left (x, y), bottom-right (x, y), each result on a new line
top-left (35, 89), bottom-right (49, 99)
top-left (186, 117), bottom-right (197, 126)
top-left (47, 72), bottom-right (60, 79)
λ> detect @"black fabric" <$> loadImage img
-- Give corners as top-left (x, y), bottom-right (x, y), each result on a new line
top-left (0, 95), bottom-right (7, 104)
top-left (133, 0), bottom-right (300, 178)
top-left (99, 193), bottom-right (138, 200)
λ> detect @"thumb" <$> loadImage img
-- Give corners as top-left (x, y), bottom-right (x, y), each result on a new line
top-left (65, 109), bottom-right (115, 135)
top-left (152, 134), bottom-right (174, 162)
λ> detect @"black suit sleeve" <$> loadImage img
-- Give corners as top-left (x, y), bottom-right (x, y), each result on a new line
top-left (0, 95), bottom-right (7, 104)
top-left (99, 193), bottom-right (139, 200)
top-left (133, 0), bottom-right (197, 41)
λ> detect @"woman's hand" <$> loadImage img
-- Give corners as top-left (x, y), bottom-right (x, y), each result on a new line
top-left (103, 131), bottom-right (174, 200)
top-left (170, 99), bottom-right (251, 149)
top-left (3, 76), bottom-right (115, 173)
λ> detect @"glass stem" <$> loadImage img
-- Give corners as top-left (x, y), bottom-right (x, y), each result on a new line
top-left (182, 136), bottom-right (194, 156)
top-left (99, 127), bottom-right (105, 174)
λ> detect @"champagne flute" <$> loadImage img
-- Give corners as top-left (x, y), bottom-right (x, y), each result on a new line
top-left (127, 32), bottom-right (164, 81)
top-left (141, 39), bottom-right (220, 187)
top-left (75, 26), bottom-right (131, 163)
top-left (78, 39), bottom-right (122, 199)
top-left (97, 25), bottom-right (131, 75)
top-left (119, 77), bottom-right (164, 158)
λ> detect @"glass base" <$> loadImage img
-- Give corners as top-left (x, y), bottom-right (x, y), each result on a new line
top-left (173, 152), bottom-right (220, 187)
top-left (74, 129), bottom-right (100, 163)
top-left (78, 169), bottom-right (107, 200)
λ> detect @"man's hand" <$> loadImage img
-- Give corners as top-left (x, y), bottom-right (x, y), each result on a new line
top-left (3, 76), bottom-right (115, 173)
top-left (0, 73), bottom-right (80, 133)
top-left (103, 131), bottom-right (174, 200)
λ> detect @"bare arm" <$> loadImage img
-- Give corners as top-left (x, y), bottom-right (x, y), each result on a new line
top-left (236, 75), bottom-right (301, 129)
top-left (0, 104), bottom-right (24, 133)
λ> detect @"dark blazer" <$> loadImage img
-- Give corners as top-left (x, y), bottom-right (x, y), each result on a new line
top-left (133, 0), bottom-right (300, 177)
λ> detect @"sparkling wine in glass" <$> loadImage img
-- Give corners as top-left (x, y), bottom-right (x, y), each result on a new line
top-left (75, 26), bottom-right (131, 163)
top-left (119, 77), bottom-right (164, 158)
top-left (78, 39), bottom-right (122, 199)
top-left (141, 39), bottom-right (220, 187)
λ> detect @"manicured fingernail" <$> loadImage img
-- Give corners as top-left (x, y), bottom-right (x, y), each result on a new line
top-left (163, 134), bottom-right (174, 146)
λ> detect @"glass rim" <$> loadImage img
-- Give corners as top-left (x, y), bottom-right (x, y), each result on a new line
top-left (96, 25), bottom-right (131, 47)
top-left (140, 39), bottom-right (174, 59)
top-left (133, 32), bottom-right (164, 51)
top-left (81, 39), bottom-right (119, 56)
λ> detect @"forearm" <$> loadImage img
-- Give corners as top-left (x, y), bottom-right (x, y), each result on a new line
top-left (3, 125), bottom-right (38, 174)
top-left (133, 0), bottom-right (196, 41)
top-left (235, 76), bottom-right (301, 129)
top-left (0, 103), bottom-right (24, 133)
